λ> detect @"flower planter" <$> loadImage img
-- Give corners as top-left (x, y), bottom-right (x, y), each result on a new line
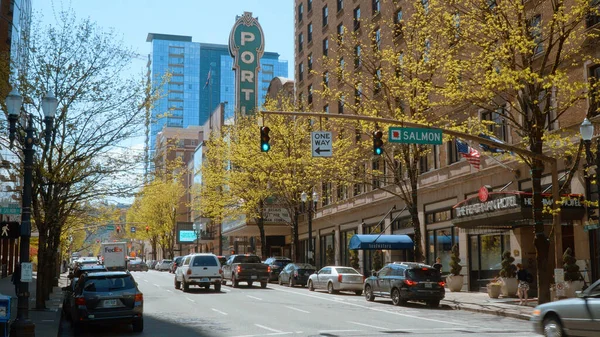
top-left (500, 277), bottom-right (518, 297)
top-left (564, 280), bottom-right (584, 298)
top-left (446, 274), bottom-right (464, 292)
top-left (487, 284), bottom-right (501, 298)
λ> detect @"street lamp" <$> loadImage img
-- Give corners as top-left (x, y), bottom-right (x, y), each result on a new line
top-left (301, 191), bottom-right (319, 265)
top-left (581, 118), bottom-right (600, 228)
top-left (7, 86), bottom-right (57, 337)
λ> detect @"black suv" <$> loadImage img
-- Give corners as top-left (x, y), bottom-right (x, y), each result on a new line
top-left (264, 257), bottom-right (292, 282)
top-left (364, 262), bottom-right (445, 307)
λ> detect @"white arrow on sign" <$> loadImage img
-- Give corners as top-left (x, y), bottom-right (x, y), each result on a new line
top-left (311, 131), bottom-right (333, 157)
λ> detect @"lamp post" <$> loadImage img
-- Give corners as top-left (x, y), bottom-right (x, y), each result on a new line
top-left (581, 118), bottom-right (600, 280)
top-left (7, 87), bottom-right (57, 337)
top-left (301, 191), bottom-right (319, 265)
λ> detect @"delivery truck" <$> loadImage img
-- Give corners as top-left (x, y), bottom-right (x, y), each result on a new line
top-left (101, 242), bottom-right (127, 271)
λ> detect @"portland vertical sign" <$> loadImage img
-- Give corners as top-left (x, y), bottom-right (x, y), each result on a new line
top-left (229, 12), bottom-right (265, 116)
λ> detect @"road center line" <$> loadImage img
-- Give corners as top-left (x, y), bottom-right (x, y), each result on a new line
top-left (247, 295), bottom-right (262, 301)
top-left (211, 308), bottom-right (228, 315)
top-left (186, 297), bottom-right (195, 303)
top-left (271, 287), bottom-right (469, 326)
top-left (285, 306), bottom-right (310, 313)
top-left (153, 284), bottom-right (161, 287)
top-left (165, 290), bottom-right (172, 293)
top-left (254, 324), bottom-right (283, 333)
top-left (348, 321), bottom-right (389, 330)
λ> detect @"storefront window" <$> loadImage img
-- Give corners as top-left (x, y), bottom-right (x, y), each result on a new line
top-left (470, 236), bottom-right (479, 271)
top-left (320, 234), bottom-right (334, 267)
top-left (427, 230), bottom-right (435, 266)
top-left (480, 234), bottom-right (502, 270)
top-left (435, 230), bottom-right (453, 273)
top-left (340, 229), bottom-right (356, 266)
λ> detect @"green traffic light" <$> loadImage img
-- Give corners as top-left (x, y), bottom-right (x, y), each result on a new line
top-left (261, 143), bottom-right (271, 152)
top-left (375, 148), bottom-right (382, 155)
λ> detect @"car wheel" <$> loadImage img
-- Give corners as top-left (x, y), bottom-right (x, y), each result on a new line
top-left (327, 282), bottom-right (337, 294)
top-left (232, 275), bottom-right (239, 288)
top-left (428, 300), bottom-right (440, 308)
top-left (261, 282), bottom-right (267, 289)
top-left (204, 285), bottom-right (210, 290)
top-left (174, 278), bottom-right (181, 290)
top-left (183, 280), bottom-right (189, 292)
top-left (308, 280), bottom-right (315, 291)
top-left (543, 316), bottom-right (564, 337)
top-left (365, 285), bottom-right (375, 301)
top-left (132, 317), bottom-right (144, 333)
top-left (354, 290), bottom-right (362, 296)
top-left (222, 279), bottom-right (227, 286)
top-left (248, 281), bottom-right (254, 287)
top-left (391, 288), bottom-right (401, 306)
top-left (214, 282), bottom-right (221, 292)
top-left (289, 277), bottom-right (294, 287)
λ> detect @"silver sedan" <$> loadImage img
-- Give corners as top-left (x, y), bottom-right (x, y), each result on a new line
top-left (307, 266), bottom-right (364, 295)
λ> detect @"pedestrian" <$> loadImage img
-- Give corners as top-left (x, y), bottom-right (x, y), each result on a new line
top-left (11, 264), bottom-right (20, 296)
top-left (516, 263), bottom-right (530, 305)
top-left (433, 257), bottom-right (443, 272)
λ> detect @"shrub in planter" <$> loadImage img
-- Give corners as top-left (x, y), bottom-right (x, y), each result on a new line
top-left (499, 251), bottom-right (517, 297)
top-left (349, 250), bottom-right (359, 269)
top-left (372, 250), bottom-right (383, 272)
top-left (447, 244), bottom-right (464, 292)
top-left (487, 279), bottom-right (502, 298)
top-left (563, 247), bottom-right (584, 297)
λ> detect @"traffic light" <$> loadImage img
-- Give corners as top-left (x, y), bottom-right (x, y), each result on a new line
top-left (145, 225), bottom-right (149, 233)
top-left (116, 226), bottom-right (121, 233)
top-left (260, 126), bottom-right (271, 152)
top-left (373, 130), bottom-right (384, 155)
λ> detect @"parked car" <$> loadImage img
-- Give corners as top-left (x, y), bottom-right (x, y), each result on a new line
top-left (217, 256), bottom-right (227, 266)
top-left (278, 263), bottom-right (316, 287)
top-left (364, 262), bottom-right (445, 307)
top-left (67, 271), bottom-right (143, 333)
top-left (170, 256), bottom-right (184, 273)
top-left (222, 254), bottom-right (270, 288)
top-left (174, 254), bottom-right (222, 292)
top-left (73, 257), bottom-right (100, 269)
top-left (155, 259), bottom-right (172, 271)
top-left (307, 266), bottom-right (364, 295)
top-left (128, 260), bottom-right (149, 272)
top-left (264, 257), bottom-right (292, 282)
top-left (63, 264), bottom-right (108, 318)
top-left (530, 278), bottom-right (600, 337)
top-left (147, 260), bottom-right (158, 269)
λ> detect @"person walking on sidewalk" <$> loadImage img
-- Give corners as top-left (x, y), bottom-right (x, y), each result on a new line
top-left (433, 257), bottom-right (443, 272)
top-left (517, 263), bottom-right (530, 305)
top-left (11, 264), bottom-right (20, 296)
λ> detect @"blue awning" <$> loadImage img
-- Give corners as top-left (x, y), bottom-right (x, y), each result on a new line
top-left (348, 234), bottom-right (414, 250)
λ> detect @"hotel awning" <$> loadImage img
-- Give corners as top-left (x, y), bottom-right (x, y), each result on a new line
top-left (349, 234), bottom-right (414, 250)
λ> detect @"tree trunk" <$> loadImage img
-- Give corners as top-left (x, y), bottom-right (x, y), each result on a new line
top-left (531, 158), bottom-right (552, 304)
top-left (151, 239), bottom-right (157, 260)
top-left (258, 200), bottom-right (266, 260)
top-left (410, 172), bottom-right (423, 263)
top-left (35, 232), bottom-right (47, 309)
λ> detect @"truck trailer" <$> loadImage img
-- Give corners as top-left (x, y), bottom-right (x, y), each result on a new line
top-left (100, 242), bottom-right (127, 271)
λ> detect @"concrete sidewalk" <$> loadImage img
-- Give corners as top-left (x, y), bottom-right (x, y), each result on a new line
top-left (0, 271), bottom-right (66, 337)
top-left (442, 290), bottom-right (536, 320)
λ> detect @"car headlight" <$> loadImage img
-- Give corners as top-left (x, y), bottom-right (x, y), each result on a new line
top-left (532, 309), bottom-right (541, 316)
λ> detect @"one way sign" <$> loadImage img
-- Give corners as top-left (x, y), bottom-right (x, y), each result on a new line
top-left (0, 221), bottom-right (19, 239)
top-left (311, 131), bottom-right (333, 157)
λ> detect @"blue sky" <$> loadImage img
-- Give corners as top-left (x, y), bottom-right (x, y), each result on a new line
top-left (33, 0), bottom-right (295, 76)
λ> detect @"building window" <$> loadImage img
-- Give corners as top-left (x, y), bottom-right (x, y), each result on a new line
top-left (419, 151), bottom-right (429, 173)
top-left (372, 0), bottom-right (381, 15)
top-left (299, 62), bottom-right (304, 82)
top-left (482, 107), bottom-right (508, 141)
top-left (323, 71), bottom-right (329, 88)
top-left (322, 5), bottom-right (329, 27)
top-left (374, 28), bottom-right (381, 50)
top-left (308, 84), bottom-right (313, 105)
top-left (324, 104), bottom-right (329, 114)
top-left (338, 58), bottom-right (345, 79)
top-left (374, 68), bottom-right (382, 95)
top-left (590, 64), bottom-right (600, 116)
top-left (531, 14), bottom-right (543, 55)
top-left (353, 6), bottom-right (361, 31)
top-left (323, 38), bottom-right (329, 56)
top-left (447, 140), bottom-right (460, 164)
top-left (298, 3), bottom-right (304, 22)
top-left (298, 92), bottom-right (305, 108)
top-left (355, 82), bottom-right (362, 105)
top-left (298, 33), bottom-right (304, 52)
top-left (587, 1), bottom-right (600, 28)
top-left (394, 9), bottom-right (403, 36)
top-left (308, 53), bottom-right (313, 72)
top-left (372, 159), bottom-right (382, 189)
top-left (337, 23), bottom-right (344, 44)
top-left (308, 0), bottom-right (312, 12)
top-left (354, 45), bottom-right (361, 67)
top-left (338, 95), bottom-right (344, 114)
top-left (353, 166), bottom-right (364, 196)
top-left (422, 0), bottom-right (430, 14)
top-left (433, 144), bottom-right (440, 169)
top-left (308, 23), bottom-right (313, 43)
top-left (426, 228), bottom-right (458, 273)
top-left (322, 182), bottom-right (332, 206)
top-left (337, 0), bottom-right (343, 12)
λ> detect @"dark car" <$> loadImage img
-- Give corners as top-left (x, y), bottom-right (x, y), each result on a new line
top-left (364, 262), bottom-right (445, 308)
top-left (170, 256), bottom-right (183, 273)
top-left (217, 256), bottom-right (227, 266)
top-left (278, 263), bottom-right (316, 287)
top-left (128, 260), bottom-right (149, 272)
top-left (264, 257), bottom-right (292, 282)
top-left (68, 271), bottom-right (143, 333)
top-left (63, 264), bottom-right (108, 318)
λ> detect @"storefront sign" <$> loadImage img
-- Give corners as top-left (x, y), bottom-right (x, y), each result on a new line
top-left (455, 195), bottom-right (519, 218)
top-left (229, 12), bottom-right (265, 115)
top-left (264, 206), bottom-right (291, 224)
top-left (521, 195), bottom-right (583, 208)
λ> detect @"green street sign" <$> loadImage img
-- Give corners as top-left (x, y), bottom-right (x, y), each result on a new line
top-left (106, 225), bottom-right (115, 231)
top-left (389, 127), bottom-right (443, 145)
top-left (0, 206), bottom-right (21, 215)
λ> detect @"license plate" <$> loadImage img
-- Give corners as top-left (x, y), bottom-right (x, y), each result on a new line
top-left (200, 278), bottom-right (209, 282)
top-left (104, 299), bottom-right (118, 307)
top-left (425, 283), bottom-right (432, 288)
top-left (251, 276), bottom-right (257, 280)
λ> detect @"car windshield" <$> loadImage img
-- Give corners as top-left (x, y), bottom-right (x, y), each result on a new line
top-left (83, 275), bottom-right (136, 292)
top-left (272, 260), bottom-right (290, 267)
top-left (236, 256), bottom-right (261, 263)
top-left (335, 267), bottom-right (359, 274)
top-left (162, 260), bottom-right (172, 264)
top-left (192, 256), bottom-right (218, 267)
top-left (407, 268), bottom-right (442, 281)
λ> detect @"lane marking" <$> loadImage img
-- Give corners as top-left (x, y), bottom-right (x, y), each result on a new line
top-left (153, 284), bottom-right (161, 287)
top-left (143, 280), bottom-right (149, 283)
top-left (166, 290), bottom-right (172, 293)
top-left (186, 297), bottom-right (195, 303)
top-left (254, 324), bottom-right (283, 333)
top-left (348, 321), bottom-right (389, 330)
top-left (319, 330), bottom-right (361, 333)
top-left (285, 306), bottom-right (310, 314)
top-left (211, 308), bottom-right (228, 315)
top-left (247, 295), bottom-right (262, 301)
top-left (221, 288), bottom-right (231, 292)
top-left (271, 286), bottom-right (469, 327)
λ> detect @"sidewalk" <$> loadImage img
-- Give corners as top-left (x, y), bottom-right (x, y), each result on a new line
top-left (0, 271), bottom-right (66, 337)
top-left (442, 290), bottom-right (536, 320)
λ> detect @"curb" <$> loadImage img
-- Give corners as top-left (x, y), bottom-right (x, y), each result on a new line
top-left (442, 301), bottom-right (532, 321)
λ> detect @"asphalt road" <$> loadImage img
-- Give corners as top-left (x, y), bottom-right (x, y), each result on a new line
top-left (59, 269), bottom-right (540, 337)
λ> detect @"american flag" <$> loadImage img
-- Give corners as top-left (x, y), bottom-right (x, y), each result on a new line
top-left (456, 139), bottom-right (480, 169)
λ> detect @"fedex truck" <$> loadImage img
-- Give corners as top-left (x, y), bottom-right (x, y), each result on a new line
top-left (101, 242), bottom-right (127, 271)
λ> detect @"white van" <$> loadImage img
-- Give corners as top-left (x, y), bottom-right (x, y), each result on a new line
top-left (174, 253), bottom-right (222, 292)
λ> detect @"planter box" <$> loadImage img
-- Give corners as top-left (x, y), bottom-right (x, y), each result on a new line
top-left (500, 277), bottom-right (518, 297)
top-left (564, 280), bottom-right (584, 298)
top-left (446, 274), bottom-right (464, 292)
top-left (487, 284), bottom-right (501, 298)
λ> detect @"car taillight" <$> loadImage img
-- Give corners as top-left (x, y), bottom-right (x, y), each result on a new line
top-left (186, 269), bottom-right (192, 275)
top-left (134, 293), bottom-right (143, 302)
top-left (75, 297), bottom-right (86, 305)
top-left (219, 269), bottom-right (223, 275)
top-left (363, 275), bottom-right (366, 282)
top-left (338, 275), bottom-right (343, 282)
top-left (438, 281), bottom-right (446, 287)
top-left (404, 279), bottom-right (418, 286)
top-left (236, 266), bottom-right (242, 273)
top-left (267, 266), bottom-right (271, 273)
